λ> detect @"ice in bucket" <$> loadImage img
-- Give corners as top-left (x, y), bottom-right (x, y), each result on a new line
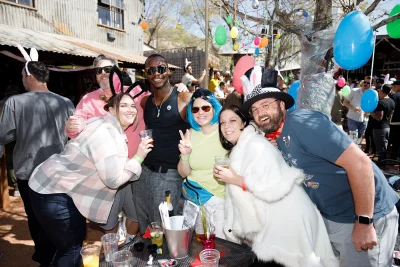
top-left (164, 216), bottom-right (193, 259)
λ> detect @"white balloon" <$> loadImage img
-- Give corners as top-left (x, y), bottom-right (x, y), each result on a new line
top-left (252, 0), bottom-right (259, 9)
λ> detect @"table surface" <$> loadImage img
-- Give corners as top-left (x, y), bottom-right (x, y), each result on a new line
top-left (100, 234), bottom-right (256, 267)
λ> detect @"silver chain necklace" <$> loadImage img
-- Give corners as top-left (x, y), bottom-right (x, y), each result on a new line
top-left (155, 88), bottom-right (172, 117)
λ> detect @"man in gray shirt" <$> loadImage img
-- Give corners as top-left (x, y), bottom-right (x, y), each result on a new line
top-left (0, 61), bottom-right (74, 266)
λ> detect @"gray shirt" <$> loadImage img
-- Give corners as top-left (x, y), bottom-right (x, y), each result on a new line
top-left (0, 91), bottom-right (74, 180)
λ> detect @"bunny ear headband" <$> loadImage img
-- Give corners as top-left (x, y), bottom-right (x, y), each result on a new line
top-left (108, 65), bottom-right (149, 100)
top-left (17, 44), bottom-right (39, 76)
top-left (185, 58), bottom-right (191, 69)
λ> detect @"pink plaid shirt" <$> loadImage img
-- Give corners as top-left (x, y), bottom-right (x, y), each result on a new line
top-left (29, 113), bottom-right (142, 224)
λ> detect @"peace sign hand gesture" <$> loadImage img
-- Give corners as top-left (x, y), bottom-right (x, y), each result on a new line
top-left (178, 129), bottom-right (192, 156)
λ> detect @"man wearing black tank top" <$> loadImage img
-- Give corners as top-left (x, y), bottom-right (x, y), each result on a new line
top-left (133, 54), bottom-right (192, 234)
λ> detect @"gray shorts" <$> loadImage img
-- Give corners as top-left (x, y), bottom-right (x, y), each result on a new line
top-left (99, 182), bottom-right (138, 230)
top-left (323, 207), bottom-right (398, 267)
top-left (132, 165), bottom-right (182, 234)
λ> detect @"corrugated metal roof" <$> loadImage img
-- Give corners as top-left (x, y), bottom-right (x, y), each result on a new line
top-left (0, 24), bottom-right (182, 68)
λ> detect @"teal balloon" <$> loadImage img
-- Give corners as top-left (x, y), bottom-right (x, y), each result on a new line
top-left (288, 80), bottom-right (300, 111)
top-left (333, 11), bottom-right (373, 70)
top-left (342, 85), bottom-right (351, 97)
top-left (226, 16), bottom-right (233, 25)
top-left (360, 89), bottom-right (378, 112)
top-left (255, 48), bottom-right (260, 55)
top-left (387, 4), bottom-right (400, 39)
top-left (215, 25), bottom-right (227, 46)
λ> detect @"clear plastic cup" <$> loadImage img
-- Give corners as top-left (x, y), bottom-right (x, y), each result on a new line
top-left (214, 156), bottom-right (230, 169)
top-left (148, 221), bottom-right (163, 247)
top-left (199, 249), bottom-right (220, 267)
top-left (101, 233), bottom-right (119, 262)
top-left (139, 129), bottom-right (154, 145)
top-left (80, 245), bottom-right (100, 267)
top-left (111, 250), bottom-right (133, 267)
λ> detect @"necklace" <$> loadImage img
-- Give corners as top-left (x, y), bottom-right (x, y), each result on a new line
top-left (155, 88), bottom-right (172, 117)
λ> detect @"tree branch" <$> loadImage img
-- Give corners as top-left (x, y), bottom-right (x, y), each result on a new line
top-left (364, 0), bottom-right (381, 16)
top-left (372, 12), bottom-right (400, 31)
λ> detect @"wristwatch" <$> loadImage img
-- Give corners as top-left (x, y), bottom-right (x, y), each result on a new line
top-left (355, 215), bottom-right (374, 225)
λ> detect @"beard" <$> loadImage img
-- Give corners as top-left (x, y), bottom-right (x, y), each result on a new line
top-left (98, 79), bottom-right (110, 89)
top-left (258, 107), bottom-right (285, 134)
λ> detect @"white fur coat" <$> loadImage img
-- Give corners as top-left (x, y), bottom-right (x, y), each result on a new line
top-left (223, 124), bottom-right (338, 267)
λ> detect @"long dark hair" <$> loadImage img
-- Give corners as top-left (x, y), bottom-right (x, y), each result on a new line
top-left (218, 105), bottom-right (249, 152)
top-left (104, 93), bottom-right (139, 130)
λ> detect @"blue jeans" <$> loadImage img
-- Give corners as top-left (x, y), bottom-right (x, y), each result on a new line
top-left (29, 189), bottom-right (86, 267)
top-left (347, 118), bottom-right (367, 138)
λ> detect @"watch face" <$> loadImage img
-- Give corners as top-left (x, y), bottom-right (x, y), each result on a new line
top-left (358, 215), bottom-right (372, 224)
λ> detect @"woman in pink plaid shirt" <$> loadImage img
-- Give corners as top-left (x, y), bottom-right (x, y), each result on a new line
top-left (28, 92), bottom-right (153, 267)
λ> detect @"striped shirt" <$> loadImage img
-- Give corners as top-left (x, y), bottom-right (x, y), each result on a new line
top-left (29, 113), bottom-right (142, 224)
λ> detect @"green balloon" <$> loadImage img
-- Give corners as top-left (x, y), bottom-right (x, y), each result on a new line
top-left (215, 25), bottom-right (227, 46)
top-left (235, 21), bottom-right (239, 27)
top-left (387, 4), bottom-right (400, 39)
top-left (226, 16), bottom-right (233, 25)
top-left (342, 85), bottom-right (351, 97)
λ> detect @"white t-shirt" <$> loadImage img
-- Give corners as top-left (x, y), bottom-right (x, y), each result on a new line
top-left (182, 73), bottom-right (196, 86)
top-left (345, 88), bottom-right (368, 122)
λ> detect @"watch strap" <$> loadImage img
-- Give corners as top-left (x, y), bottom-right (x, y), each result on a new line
top-left (355, 215), bottom-right (373, 224)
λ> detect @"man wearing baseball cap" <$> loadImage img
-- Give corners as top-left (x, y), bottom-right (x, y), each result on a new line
top-left (241, 66), bottom-right (399, 267)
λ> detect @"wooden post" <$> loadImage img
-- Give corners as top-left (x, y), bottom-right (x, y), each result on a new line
top-left (0, 150), bottom-right (10, 211)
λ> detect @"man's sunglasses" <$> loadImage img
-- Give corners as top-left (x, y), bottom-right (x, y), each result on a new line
top-left (191, 105), bottom-right (212, 114)
top-left (363, 81), bottom-right (370, 85)
top-left (95, 66), bottom-right (113, 75)
top-left (145, 65), bottom-right (167, 75)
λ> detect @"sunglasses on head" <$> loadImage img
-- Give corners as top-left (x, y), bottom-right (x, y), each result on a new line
top-left (145, 65), bottom-right (167, 75)
top-left (95, 66), bottom-right (113, 75)
top-left (191, 105), bottom-right (212, 114)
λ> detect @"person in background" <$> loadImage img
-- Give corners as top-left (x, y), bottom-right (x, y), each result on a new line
top-left (217, 104), bottom-right (338, 267)
top-left (214, 81), bottom-right (225, 99)
top-left (177, 89), bottom-right (227, 239)
top-left (343, 76), bottom-right (371, 140)
top-left (389, 80), bottom-right (400, 159)
top-left (277, 74), bottom-right (288, 93)
top-left (331, 84), bottom-right (344, 129)
top-left (66, 54), bottom-right (148, 242)
top-left (246, 67), bottom-right (399, 267)
top-left (29, 92), bottom-right (152, 267)
top-left (370, 84), bottom-right (395, 166)
top-left (182, 59), bottom-right (206, 92)
top-left (208, 71), bottom-right (221, 93)
top-left (134, 54), bottom-right (192, 235)
top-left (0, 60), bottom-right (74, 266)
top-left (223, 72), bottom-right (231, 85)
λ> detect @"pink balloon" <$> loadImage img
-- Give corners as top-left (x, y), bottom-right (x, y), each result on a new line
top-left (233, 55), bottom-right (255, 95)
top-left (337, 77), bottom-right (346, 87)
top-left (254, 37), bottom-right (260, 46)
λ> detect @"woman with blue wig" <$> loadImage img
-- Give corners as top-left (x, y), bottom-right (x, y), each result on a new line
top-left (178, 88), bottom-right (228, 239)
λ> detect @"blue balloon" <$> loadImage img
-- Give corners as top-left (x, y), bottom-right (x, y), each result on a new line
top-left (360, 89), bottom-right (378, 112)
top-left (255, 47), bottom-right (260, 55)
top-left (333, 11), bottom-right (373, 70)
top-left (288, 80), bottom-right (300, 111)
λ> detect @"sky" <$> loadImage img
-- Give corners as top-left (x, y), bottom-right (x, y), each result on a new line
top-left (366, 0), bottom-right (398, 34)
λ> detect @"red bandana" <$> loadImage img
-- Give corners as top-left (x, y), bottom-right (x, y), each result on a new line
top-left (265, 119), bottom-right (285, 140)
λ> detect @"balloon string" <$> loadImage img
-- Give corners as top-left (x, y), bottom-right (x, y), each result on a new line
top-left (370, 31), bottom-right (377, 88)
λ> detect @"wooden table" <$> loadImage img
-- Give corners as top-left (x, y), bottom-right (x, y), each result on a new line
top-left (100, 234), bottom-right (255, 267)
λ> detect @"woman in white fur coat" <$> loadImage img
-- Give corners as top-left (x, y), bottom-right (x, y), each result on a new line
top-left (214, 105), bottom-right (338, 267)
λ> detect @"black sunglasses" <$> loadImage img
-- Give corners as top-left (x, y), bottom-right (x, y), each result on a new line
top-left (363, 81), bottom-right (370, 85)
top-left (145, 65), bottom-right (167, 75)
top-left (191, 105), bottom-right (212, 114)
top-left (95, 66), bottom-right (113, 75)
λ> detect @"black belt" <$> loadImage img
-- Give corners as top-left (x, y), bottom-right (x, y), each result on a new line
top-left (144, 162), bottom-right (170, 173)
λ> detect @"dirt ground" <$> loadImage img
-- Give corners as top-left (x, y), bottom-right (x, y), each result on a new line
top-left (0, 193), bottom-right (104, 267)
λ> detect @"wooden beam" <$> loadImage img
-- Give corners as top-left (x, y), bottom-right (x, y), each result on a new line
top-left (0, 151), bottom-right (10, 211)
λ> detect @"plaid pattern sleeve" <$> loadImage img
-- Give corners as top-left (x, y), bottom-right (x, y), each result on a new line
top-left (29, 113), bottom-right (142, 223)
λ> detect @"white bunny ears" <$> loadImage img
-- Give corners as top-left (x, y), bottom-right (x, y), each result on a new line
top-left (17, 44), bottom-right (39, 76)
top-left (185, 58), bottom-right (191, 69)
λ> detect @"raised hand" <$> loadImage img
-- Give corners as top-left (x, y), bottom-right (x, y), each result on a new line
top-left (136, 136), bottom-right (153, 160)
top-left (176, 83), bottom-right (189, 93)
top-left (178, 129), bottom-right (192, 156)
top-left (66, 116), bottom-right (86, 134)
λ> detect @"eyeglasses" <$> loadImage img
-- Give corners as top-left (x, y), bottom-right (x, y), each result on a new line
top-left (249, 99), bottom-right (279, 116)
top-left (191, 105), bottom-right (212, 114)
top-left (363, 81), bottom-right (370, 85)
top-left (145, 65), bottom-right (167, 75)
top-left (95, 66), bottom-right (113, 75)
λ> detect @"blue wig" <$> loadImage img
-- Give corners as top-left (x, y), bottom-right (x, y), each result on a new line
top-left (187, 88), bottom-right (222, 131)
